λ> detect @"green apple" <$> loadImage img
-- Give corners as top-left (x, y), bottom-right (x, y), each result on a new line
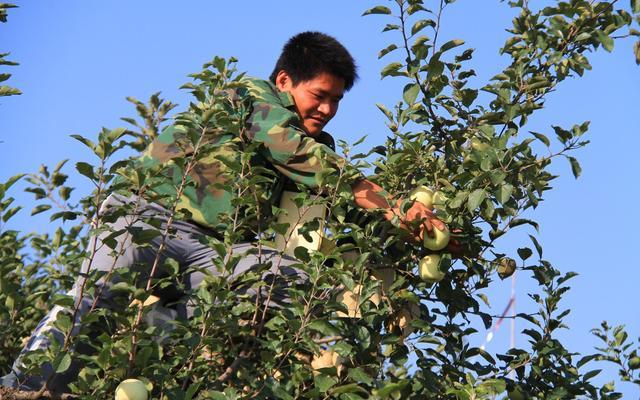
top-left (629, 356), bottom-right (640, 370)
top-left (419, 254), bottom-right (445, 283)
top-left (410, 186), bottom-right (434, 210)
top-left (423, 225), bottom-right (450, 251)
top-left (115, 379), bottom-right (148, 400)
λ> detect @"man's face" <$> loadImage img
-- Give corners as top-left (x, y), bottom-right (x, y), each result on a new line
top-left (275, 70), bottom-right (345, 137)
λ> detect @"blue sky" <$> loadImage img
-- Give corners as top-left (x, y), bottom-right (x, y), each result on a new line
top-left (1, 1), bottom-right (638, 395)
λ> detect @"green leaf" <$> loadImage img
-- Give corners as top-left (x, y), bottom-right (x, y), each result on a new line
top-left (568, 156), bottom-right (582, 178)
top-left (529, 235), bottom-right (543, 258)
top-left (402, 83), bottom-right (420, 105)
top-left (375, 380), bottom-right (409, 398)
top-left (614, 327), bottom-right (628, 346)
top-left (530, 131), bottom-right (550, 147)
top-left (331, 383), bottom-right (368, 395)
top-left (583, 369), bottom-right (602, 381)
top-left (308, 320), bottom-right (341, 337)
top-left (347, 367), bottom-right (374, 386)
top-left (54, 353), bottom-right (72, 374)
top-left (496, 184), bottom-right (513, 205)
top-left (0, 85), bottom-right (20, 96)
top-left (2, 206), bottom-right (21, 222)
top-left (440, 39), bottom-right (465, 52)
top-left (509, 218), bottom-right (539, 231)
top-left (467, 188), bottom-right (487, 212)
top-left (314, 374), bottom-right (338, 392)
top-left (633, 0), bottom-right (640, 13)
top-left (596, 30), bottom-right (614, 52)
top-left (380, 62), bottom-right (403, 78)
top-left (477, 293), bottom-right (490, 306)
top-left (362, 5), bottom-right (392, 16)
top-left (2, 173), bottom-right (24, 192)
top-left (76, 162), bottom-right (96, 180)
top-left (552, 126), bottom-right (572, 144)
top-left (376, 103), bottom-right (394, 121)
top-left (634, 40), bottom-right (640, 65)
top-left (378, 43), bottom-right (398, 59)
top-left (557, 271), bottom-right (578, 286)
top-left (24, 187), bottom-right (47, 200)
top-left (411, 19), bottom-right (433, 35)
top-left (70, 134), bottom-right (96, 151)
top-left (477, 379), bottom-right (506, 396)
top-left (31, 204), bottom-right (51, 216)
top-left (517, 247), bottom-right (532, 261)
top-left (106, 127), bottom-right (127, 143)
top-left (577, 354), bottom-right (598, 368)
top-left (382, 23), bottom-right (400, 32)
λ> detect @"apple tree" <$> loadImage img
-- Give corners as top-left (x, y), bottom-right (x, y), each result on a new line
top-left (1, 1), bottom-right (640, 399)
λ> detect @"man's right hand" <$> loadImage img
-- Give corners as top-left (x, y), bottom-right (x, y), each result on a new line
top-left (395, 200), bottom-right (446, 243)
top-left (351, 178), bottom-right (447, 244)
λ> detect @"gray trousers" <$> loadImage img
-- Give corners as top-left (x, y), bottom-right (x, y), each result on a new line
top-left (1, 194), bottom-right (305, 393)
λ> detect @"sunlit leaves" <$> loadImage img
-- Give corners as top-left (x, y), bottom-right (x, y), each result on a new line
top-left (596, 30), bottom-right (615, 52)
top-left (362, 5), bottom-right (392, 16)
top-left (402, 83), bottom-right (420, 105)
top-left (0, 6), bottom-right (20, 97)
top-left (411, 19), bottom-right (435, 35)
top-left (440, 39), bottom-right (465, 52)
top-left (378, 43), bottom-right (398, 59)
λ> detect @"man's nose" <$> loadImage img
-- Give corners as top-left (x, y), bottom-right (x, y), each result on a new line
top-left (317, 101), bottom-right (335, 117)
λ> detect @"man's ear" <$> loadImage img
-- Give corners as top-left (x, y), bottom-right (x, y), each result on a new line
top-left (275, 70), bottom-right (294, 91)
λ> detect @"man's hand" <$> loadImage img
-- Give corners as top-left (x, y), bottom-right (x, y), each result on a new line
top-left (350, 178), bottom-right (446, 244)
top-left (401, 200), bottom-right (446, 243)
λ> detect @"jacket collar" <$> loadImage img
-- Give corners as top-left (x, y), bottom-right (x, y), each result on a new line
top-left (278, 90), bottom-right (295, 109)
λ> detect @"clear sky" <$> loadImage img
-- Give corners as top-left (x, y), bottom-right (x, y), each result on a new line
top-left (1, 1), bottom-right (638, 396)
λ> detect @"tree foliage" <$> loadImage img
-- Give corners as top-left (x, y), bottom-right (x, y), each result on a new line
top-left (0, 3), bottom-right (20, 97)
top-left (1, 1), bottom-right (639, 399)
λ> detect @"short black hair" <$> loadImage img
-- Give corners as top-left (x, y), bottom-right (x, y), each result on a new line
top-left (270, 31), bottom-right (358, 91)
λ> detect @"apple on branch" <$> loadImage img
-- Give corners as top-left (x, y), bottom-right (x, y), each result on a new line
top-left (419, 254), bottom-right (445, 283)
top-left (423, 225), bottom-right (450, 251)
top-left (410, 186), bottom-right (435, 210)
top-left (115, 378), bottom-right (149, 400)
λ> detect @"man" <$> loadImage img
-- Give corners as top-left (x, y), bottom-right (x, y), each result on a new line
top-left (2, 31), bottom-right (443, 394)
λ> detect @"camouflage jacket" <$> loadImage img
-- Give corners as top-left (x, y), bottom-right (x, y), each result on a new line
top-left (135, 77), bottom-right (346, 234)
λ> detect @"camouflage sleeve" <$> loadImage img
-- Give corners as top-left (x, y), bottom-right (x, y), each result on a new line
top-left (243, 79), bottom-right (347, 189)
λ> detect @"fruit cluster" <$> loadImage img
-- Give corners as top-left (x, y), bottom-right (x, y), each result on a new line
top-left (410, 186), bottom-right (450, 284)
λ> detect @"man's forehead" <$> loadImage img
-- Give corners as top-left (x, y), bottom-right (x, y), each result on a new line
top-left (311, 87), bottom-right (344, 100)
top-left (302, 73), bottom-right (345, 96)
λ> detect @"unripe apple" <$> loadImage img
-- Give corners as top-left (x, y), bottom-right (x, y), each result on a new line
top-left (419, 254), bottom-right (445, 283)
top-left (423, 225), bottom-right (450, 251)
top-left (115, 379), bottom-right (148, 400)
top-left (629, 356), bottom-right (640, 370)
top-left (410, 186), bottom-right (434, 210)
